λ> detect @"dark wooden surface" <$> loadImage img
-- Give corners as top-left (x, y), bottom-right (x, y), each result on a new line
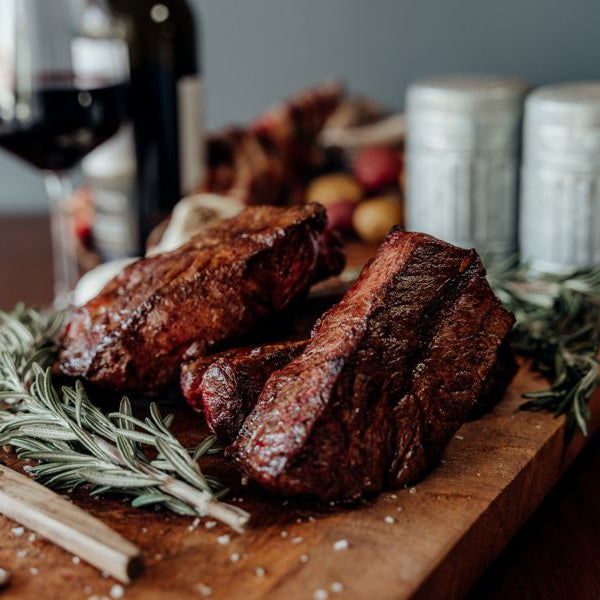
top-left (1, 216), bottom-right (600, 599)
top-left (0, 216), bottom-right (54, 310)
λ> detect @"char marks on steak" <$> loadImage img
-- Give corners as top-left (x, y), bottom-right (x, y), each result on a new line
top-left (58, 204), bottom-right (344, 395)
top-left (181, 340), bottom-right (309, 443)
top-left (229, 230), bottom-right (516, 501)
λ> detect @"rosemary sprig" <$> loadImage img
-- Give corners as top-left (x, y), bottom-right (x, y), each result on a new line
top-left (488, 258), bottom-right (600, 439)
top-left (0, 304), bottom-right (249, 532)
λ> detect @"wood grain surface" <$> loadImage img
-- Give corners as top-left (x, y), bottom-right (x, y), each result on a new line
top-left (0, 465), bottom-right (143, 583)
top-left (1, 216), bottom-right (600, 599)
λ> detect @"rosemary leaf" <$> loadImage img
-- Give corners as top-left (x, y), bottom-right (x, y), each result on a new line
top-left (488, 257), bottom-right (600, 439)
top-left (0, 305), bottom-right (249, 532)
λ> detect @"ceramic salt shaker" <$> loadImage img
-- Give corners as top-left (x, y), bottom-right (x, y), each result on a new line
top-left (520, 81), bottom-right (600, 271)
top-left (405, 75), bottom-right (528, 260)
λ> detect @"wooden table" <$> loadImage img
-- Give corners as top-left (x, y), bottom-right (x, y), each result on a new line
top-left (1, 216), bottom-right (600, 599)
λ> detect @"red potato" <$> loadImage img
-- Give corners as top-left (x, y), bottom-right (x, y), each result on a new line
top-left (353, 146), bottom-right (402, 192)
top-left (326, 200), bottom-right (356, 233)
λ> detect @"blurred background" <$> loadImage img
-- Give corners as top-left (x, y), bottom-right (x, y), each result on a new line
top-left (1, 0), bottom-right (599, 214)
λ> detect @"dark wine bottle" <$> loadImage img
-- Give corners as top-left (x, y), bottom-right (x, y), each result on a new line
top-left (103, 0), bottom-right (203, 254)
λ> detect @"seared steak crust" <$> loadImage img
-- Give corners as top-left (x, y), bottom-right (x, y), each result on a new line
top-left (58, 204), bottom-right (344, 395)
top-left (181, 341), bottom-right (308, 443)
top-left (229, 230), bottom-right (516, 500)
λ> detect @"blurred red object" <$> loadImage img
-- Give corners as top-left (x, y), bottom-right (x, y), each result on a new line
top-left (68, 186), bottom-right (94, 248)
top-left (353, 146), bottom-right (402, 193)
top-left (326, 200), bottom-right (356, 233)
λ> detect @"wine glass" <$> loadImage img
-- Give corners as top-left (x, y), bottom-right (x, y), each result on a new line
top-left (0, 0), bottom-right (129, 307)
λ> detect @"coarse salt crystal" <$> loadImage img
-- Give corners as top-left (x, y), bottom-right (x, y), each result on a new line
top-left (205, 521), bottom-right (217, 529)
top-left (72, 556), bottom-right (81, 565)
top-left (0, 568), bottom-right (9, 587)
top-left (300, 554), bottom-right (309, 563)
top-left (217, 535), bottom-right (230, 545)
top-left (255, 566), bottom-right (266, 577)
top-left (280, 531), bottom-right (288, 538)
top-left (330, 582), bottom-right (344, 593)
top-left (28, 533), bottom-right (36, 542)
top-left (188, 518), bottom-right (200, 531)
top-left (314, 589), bottom-right (328, 600)
top-left (154, 554), bottom-right (163, 561)
top-left (194, 582), bottom-right (212, 597)
top-left (455, 435), bottom-right (464, 441)
top-left (291, 536), bottom-right (303, 544)
top-left (110, 584), bottom-right (124, 599)
top-left (333, 539), bottom-right (349, 551)
top-left (384, 515), bottom-right (395, 524)
top-left (16, 549), bottom-right (27, 558)
top-left (11, 527), bottom-right (24, 537)
top-left (29, 567), bottom-right (39, 576)
top-left (409, 487), bottom-right (416, 494)
top-left (230, 553), bottom-right (240, 562)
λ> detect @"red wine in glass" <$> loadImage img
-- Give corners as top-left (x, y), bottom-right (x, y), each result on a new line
top-left (0, 0), bottom-right (131, 307)
top-left (0, 80), bottom-right (127, 171)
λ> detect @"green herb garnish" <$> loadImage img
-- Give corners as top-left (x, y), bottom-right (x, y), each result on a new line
top-left (0, 304), bottom-right (248, 532)
top-left (488, 258), bottom-right (600, 439)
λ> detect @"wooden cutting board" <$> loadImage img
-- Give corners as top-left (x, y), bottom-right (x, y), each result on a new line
top-left (0, 245), bottom-right (598, 599)
top-left (0, 365), bottom-right (596, 600)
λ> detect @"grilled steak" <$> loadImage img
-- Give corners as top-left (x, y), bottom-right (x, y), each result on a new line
top-left (58, 204), bottom-right (344, 395)
top-left (229, 230), bottom-right (516, 501)
top-left (181, 283), bottom-right (349, 443)
top-left (201, 82), bottom-right (343, 206)
top-left (181, 341), bottom-right (308, 443)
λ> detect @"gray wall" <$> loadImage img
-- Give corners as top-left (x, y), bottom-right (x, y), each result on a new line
top-left (2, 0), bottom-right (599, 213)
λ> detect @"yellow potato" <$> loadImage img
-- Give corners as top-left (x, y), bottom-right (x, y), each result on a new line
top-left (353, 196), bottom-right (403, 243)
top-left (306, 174), bottom-right (362, 207)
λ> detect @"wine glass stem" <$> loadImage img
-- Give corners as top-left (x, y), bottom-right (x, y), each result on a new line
top-left (44, 172), bottom-right (78, 309)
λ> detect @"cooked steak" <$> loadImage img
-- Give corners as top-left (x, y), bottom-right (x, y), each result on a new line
top-left (229, 230), bottom-right (516, 501)
top-left (201, 82), bottom-right (343, 206)
top-left (58, 204), bottom-right (344, 395)
top-left (181, 340), bottom-right (308, 443)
